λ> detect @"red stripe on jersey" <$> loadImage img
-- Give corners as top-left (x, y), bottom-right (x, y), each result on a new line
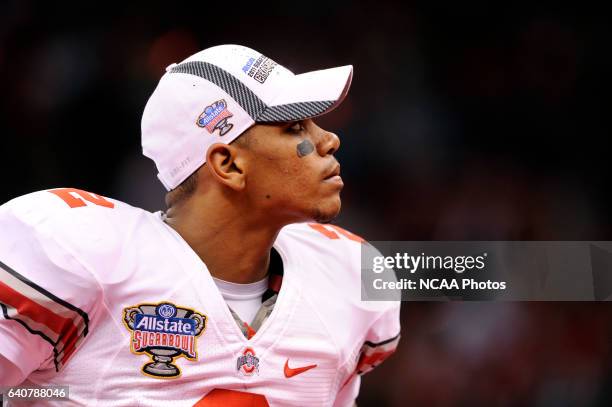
top-left (57, 322), bottom-right (86, 364)
top-left (0, 281), bottom-right (81, 356)
top-left (356, 349), bottom-right (396, 373)
top-left (60, 338), bottom-right (79, 365)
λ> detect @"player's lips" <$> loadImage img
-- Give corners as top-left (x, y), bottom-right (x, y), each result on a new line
top-left (322, 164), bottom-right (343, 186)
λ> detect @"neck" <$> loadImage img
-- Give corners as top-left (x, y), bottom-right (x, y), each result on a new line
top-left (164, 194), bottom-right (283, 284)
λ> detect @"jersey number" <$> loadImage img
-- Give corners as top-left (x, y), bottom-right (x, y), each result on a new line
top-left (308, 223), bottom-right (364, 243)
top-left (194, 389), bottom-right (269, 406)
top-left (48, 188), bottom-right (115, 209)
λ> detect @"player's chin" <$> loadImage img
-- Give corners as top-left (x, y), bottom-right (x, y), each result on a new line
top-left (311, 196), bottom-right (342, 223)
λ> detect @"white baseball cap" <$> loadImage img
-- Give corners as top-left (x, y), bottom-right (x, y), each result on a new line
top-left (142, 44), bottom-right (353, 191)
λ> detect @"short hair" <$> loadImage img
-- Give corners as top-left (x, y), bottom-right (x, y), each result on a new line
top-left (165, 170), bottom-right (198, 208)
top-left (231, 128), bottom-right (252, 148)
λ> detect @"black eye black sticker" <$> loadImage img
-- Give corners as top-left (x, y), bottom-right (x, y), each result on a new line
top-left (296, 140), bottom-right (315, 158)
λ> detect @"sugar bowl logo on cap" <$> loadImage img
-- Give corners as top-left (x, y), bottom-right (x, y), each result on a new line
top-left (196, 99), bottom-right (234, 136)
top-left (123, 302), bottom-right (207, 379)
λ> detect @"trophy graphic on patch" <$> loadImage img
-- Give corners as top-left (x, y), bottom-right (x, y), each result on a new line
top-left (196, 99), bottom-right (234, 136)
top-left (123, 302), bottom-right (206, 378)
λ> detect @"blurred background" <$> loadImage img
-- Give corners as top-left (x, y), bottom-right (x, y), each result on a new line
top-left (1, 1), bottom-right (610, 406)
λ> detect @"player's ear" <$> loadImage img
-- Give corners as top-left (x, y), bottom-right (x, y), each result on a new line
top-left (205, 143), bottom-right (246, 191)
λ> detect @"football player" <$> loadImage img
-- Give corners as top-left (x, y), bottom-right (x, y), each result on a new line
top-left (0, 45), bottom-right (400, 406)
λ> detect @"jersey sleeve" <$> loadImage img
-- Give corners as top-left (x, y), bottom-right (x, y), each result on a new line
top-left (355, 302), bottom-right (401, 375)
top-left (334, 300), bottom-right (400, 406)
top-left (334, 248), bottom-right (400, 406)
top-left (0, 192), bottom-right (103, 385)
top-left (355, 239), bottom-right (401, 376)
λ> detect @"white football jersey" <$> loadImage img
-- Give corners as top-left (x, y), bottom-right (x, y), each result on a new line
top-left (0, 188), bottom-right (400, 406)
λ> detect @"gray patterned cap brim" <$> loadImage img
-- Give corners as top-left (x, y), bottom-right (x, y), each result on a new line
top-left (169, 61), bottom-right (337, 123)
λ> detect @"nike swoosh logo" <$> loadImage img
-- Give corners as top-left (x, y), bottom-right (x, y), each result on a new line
top-left (284, 359), bottom-right (317, 378)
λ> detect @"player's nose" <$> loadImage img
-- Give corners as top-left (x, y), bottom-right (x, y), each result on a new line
top-left (315, 128), bottom-right (340, 156)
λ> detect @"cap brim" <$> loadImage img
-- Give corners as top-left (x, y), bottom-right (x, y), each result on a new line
top-left (254, 65), bottom-right (353, 123)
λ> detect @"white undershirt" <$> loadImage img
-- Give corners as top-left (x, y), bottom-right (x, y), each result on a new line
top-left (212, 276), bottom-right (268, 324)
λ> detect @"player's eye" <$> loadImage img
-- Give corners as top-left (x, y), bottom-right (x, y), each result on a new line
top-left (286, 121), bottom-right (305, 134)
